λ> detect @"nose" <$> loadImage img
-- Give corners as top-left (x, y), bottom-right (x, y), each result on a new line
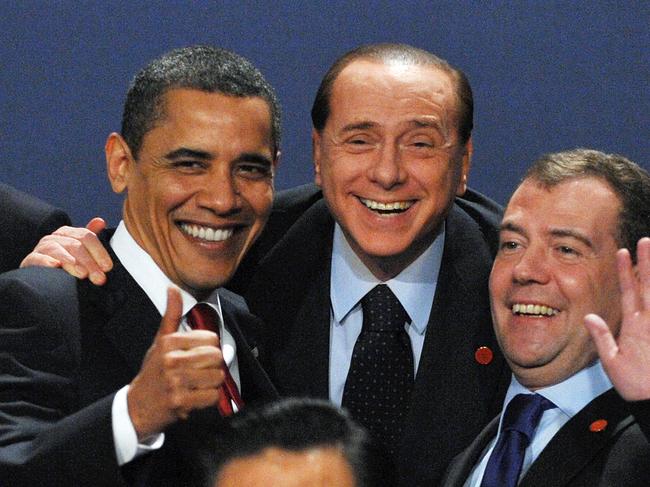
top-left (511, 245), bottom-right (550, 285)
top-left (196, 168), bottom-right (242, 216)
top-left (369, 142), bottom-right (406, 189)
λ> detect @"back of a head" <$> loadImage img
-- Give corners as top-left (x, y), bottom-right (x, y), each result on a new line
top-left (204, 398), bottom-right (395, 487)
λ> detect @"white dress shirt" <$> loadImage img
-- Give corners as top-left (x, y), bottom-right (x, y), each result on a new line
top-left (109, 221), bottom-right (240, 465)
top-left (465, 361), bottom-right (613, 486)
top-left (329, 222), bottom-right (445, 406)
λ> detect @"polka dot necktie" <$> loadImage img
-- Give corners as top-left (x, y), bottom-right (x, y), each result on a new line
top-left (480, 394), bottom-right (557, 487)
top-left (341, 284), bottom-right (413, 456)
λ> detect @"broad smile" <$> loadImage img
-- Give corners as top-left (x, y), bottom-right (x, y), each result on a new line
top-left (511, 303), bottom-right (559, 317)
top-left (179, 222), bottom-right (235, 242)
top-left (358, 197), bottom-right (415, 215)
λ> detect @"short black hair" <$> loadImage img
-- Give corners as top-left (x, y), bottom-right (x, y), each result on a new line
top-left (204, 398), bottom-right (395, 487)
top-left (523, 148), bottom-right (650, 262)
top-left (311, 43), bottom-right (473, 144)
top-left (121, 45), bottom-right (281, 159)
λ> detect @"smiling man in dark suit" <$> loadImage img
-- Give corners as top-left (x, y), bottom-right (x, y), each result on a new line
top-left (442, 149), bottom-right (650, 487)
top-left (238, 44), bottom-right (510, 486)
top-left (22, 43), bottom-right (510, 486)
top-left (0, 182), bottom-right (70, 273)
top-left (0, 46), bottom-right (278, 486)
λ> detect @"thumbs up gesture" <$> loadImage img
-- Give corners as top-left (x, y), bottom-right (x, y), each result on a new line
top-left (127, 288), bottom-right (225, 440)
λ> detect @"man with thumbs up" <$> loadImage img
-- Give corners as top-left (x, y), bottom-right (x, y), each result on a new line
top-left (0, 46), bottom-right (278, 486)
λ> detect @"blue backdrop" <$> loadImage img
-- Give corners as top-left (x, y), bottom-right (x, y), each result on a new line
top-left (1, 1), bottom-right (648, 225)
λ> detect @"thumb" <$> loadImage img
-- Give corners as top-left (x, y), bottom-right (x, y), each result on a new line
top-left (584, 313), bottom-right (618, 363)
top-left (86, 217), bottom-right (107, 234)
top-left (157, 287), bottom-right (184, 337)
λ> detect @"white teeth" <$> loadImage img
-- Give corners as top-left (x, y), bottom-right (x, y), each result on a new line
top-left (180, 223), bottom-right (234, 242)
top-left (360, 198), bottom-right (413, 211)
top-left (512, 303), bottom-right (558, 316)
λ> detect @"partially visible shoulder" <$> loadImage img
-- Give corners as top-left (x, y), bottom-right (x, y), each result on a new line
top-left (455, 187), bottom-right (503, 228)
top-left (229, 184), bottom-right (324, 294)
top-left (0, 182), bottom-right (70, 227)
top-left (453, 187), bottom-right (504, 256)
top-left (0, 265), bottom-right (77, 292)
top-left (0, 183), bottom-right (71, 272)
top-left (0, 267), bottom-right (81, 353)
top-left (272, 183), bottom-right (323, 213)
top-left (0, 267), bottom-right (79, 313)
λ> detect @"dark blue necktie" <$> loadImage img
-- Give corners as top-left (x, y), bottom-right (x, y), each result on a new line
top-left (480, 393), bottom-right (556, 487)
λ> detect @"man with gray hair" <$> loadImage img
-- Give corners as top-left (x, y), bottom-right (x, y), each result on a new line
top-left (442, 148), bottom-right (650, 486)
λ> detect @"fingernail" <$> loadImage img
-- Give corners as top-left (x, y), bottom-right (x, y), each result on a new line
top-left (90, 272), bottom-right (104, 283)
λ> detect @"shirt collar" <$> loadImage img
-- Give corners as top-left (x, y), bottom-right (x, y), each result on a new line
top-left (330, 222), bottom-right (445, 335)
top-left (504, 360), bottom-right (613, 419)
top-left (110, 221), bottom-right (222, 318)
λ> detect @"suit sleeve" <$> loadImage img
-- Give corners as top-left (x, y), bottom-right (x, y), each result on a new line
top-left (35, 206), bottom-right (71, 238)
top-left (0, 270), bottom-right (128, 486)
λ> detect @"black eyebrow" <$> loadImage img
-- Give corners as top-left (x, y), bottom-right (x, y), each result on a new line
top-left (233, 152), bottom-right (274, 167)
top-left (164, 148), bottom-right (213, 160)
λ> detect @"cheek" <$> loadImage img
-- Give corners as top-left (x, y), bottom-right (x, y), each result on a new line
top-left (489, 262), bottom-right (509, 300)
top-left (152, 177), bottom-right (194, 211)
top-left (243, 183), bottom-right (274, 218)
top-left (410, 162), bottom-right (458, 198)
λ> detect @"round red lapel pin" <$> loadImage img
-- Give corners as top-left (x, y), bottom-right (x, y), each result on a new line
top-left (474, 346), bottom-right (493, 365)
top-left (589, 419), bottom-right (608, 432)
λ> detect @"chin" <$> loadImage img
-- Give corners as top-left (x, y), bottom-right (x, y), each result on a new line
top-left (185, 270), bottom-right (234, 293)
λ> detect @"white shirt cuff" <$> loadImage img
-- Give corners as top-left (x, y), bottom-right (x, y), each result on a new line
top-left (111, 385), bottom-right (165, 466)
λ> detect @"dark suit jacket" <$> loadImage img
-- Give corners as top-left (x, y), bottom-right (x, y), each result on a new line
top-left (236, 184), bottom-right (511, 487)
top-left (0, 234), bottom-right (277, 486)
top-left (0, 183), bottom-right (71, 273)
top-left (442, 388), bottom-right (650, 486)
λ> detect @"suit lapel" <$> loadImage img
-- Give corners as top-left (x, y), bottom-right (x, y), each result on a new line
top-left (398, 204), bottom-right (509, 481)
top-left (219, 293), bottom-right (278, 403)
top-left (442, 416), bottom-right (500, 487)
top-left (82, 235), bottom-right (161, 374)
top-left (244, 200), bottom-right (333, 399)
top-left (520, 388), bottom-right (633, 487)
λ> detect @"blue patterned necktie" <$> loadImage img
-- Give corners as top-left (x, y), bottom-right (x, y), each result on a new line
top-left (342, 284), bottom-right (413, 456)
top-left (480, 393), bottom-right (556, 487)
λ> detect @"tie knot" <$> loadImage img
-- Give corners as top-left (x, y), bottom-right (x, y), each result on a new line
top-left (361, 284), bottom-right (411, 333)
top-left (187, 302), bottom-right (220, 334)
top-left (501, 394), bottom-right (556, 441)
